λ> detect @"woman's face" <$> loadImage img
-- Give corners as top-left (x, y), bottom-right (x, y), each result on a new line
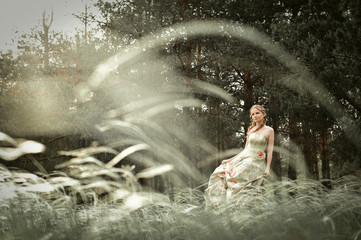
top-left (250, 107), bottom-right (265, 123)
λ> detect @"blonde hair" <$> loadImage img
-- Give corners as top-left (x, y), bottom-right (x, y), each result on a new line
top-left (247, 104), bottom-right (266, 135)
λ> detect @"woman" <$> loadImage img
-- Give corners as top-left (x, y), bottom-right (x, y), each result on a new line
top-left (205, 105), bottom-right (274, 205)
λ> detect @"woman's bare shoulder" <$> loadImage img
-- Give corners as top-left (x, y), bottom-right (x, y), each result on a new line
top-left (265, 125), bottom-right (274, 131)
top-left (264, 126), bottom-right (274, 136)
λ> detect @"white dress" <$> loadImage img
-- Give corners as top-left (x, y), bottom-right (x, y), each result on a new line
top-left (205, 133), bottom-right (268, 204)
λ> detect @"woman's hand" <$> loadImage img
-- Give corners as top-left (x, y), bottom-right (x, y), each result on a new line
top-left (222, 159), bottom-right (232, 164)
top-left (264, 168), bottom-right (270, 176)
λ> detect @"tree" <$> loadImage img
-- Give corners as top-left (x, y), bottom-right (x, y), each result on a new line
top-left (270, 0), bottom-right (361, 180)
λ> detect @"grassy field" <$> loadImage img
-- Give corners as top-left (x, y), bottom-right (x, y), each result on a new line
top-left (1, 170), bottom-right (360, 240)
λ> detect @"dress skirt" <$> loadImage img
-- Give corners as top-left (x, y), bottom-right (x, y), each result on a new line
top-left (205, 147), bottom-right (266, 205)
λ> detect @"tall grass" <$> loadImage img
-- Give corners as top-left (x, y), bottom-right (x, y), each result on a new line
top-left (1, 131), bottom-right (360, 239)
top-left (1, 173), bottom-right (361, 239)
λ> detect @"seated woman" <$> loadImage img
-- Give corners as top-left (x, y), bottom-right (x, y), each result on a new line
top-left (205, 104), bottom-right (274, 205)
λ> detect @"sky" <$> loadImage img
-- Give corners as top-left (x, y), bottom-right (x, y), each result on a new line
top-left (0, 0), bottom-right (98, 52)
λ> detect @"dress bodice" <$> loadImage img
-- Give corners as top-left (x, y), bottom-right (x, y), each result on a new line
top-left (247, 133), bottom-right (268, 151)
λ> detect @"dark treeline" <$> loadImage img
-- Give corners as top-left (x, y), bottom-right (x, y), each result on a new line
top-left (0, 0), bottom-right (360, 183)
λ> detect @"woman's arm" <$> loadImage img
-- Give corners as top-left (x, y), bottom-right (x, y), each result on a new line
top-left (222, 133), bottom-right (250, 164)
top-left (265, 128), bottom-right (274, 176)
top-left (245, 133), bottom-right (250, 148)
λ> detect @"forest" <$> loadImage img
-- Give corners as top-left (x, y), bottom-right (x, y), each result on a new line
top-left (0, 0), bottom-right (361, 239)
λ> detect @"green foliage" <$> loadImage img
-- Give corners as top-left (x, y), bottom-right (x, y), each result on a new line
top-left (0, 51), bottom-right (18, 81)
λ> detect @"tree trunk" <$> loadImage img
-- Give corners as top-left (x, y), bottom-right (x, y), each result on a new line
top-left (271, 121), bottom-right (282, 179)
top-left (311, 130), bottom-right (319, 180)
top-left (243, 71), bottom-right (254, 112)
top-left (183, 40), bottom-right (192, 85)
top-left (196, 43), bottom-right (202, 80)
top-left (268, 76), bottom-right (282, 179)
top-left (84, 4), bottom-right (88, 43)
top-left (42, 10), bottom-right (53, 71)
top-left (288, 115), bottom-right (298, 180)
top-left (213, 61), bottom-right (223, 164)
top-left (302, 121), bottom-right (319, 180)
top-left (320, 124), bottom-right (330, 179)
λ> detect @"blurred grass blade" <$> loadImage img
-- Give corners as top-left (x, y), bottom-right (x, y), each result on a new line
top-left (106, 93), bottom-right (179, 118)
top-left (27, 155), bottom-right (48, 175)
top-left (0, 138), bottom-right (45, 161)
top-left (49, 176), bottom-right (81, 188)
top-left (96, 120), bottom-right (151, 142)
top-left (18, 140), bottom-right (46, 154)
top-left (106, 143), bottom-right (150, 167)
top-left (58, 146), bottom-right (118, 157)
top-left (122, 192), bottom-right (170, 211)
top-left (140, 99), bottom-right (204, 118)
top-left (107, 188), bottom-right (132, 202)
top-left (0, 148), bottom-right (24, 161)
top-left (80, 180), bottom-right (124, 195)
top-left (55, 156), bottom-right (105, 169)
top-left (192, 80), bottom-right (235, 103)
top-left (0, 132), bottom-right (18, 146)
top-left (136, 164), bottom-right (174, 179)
